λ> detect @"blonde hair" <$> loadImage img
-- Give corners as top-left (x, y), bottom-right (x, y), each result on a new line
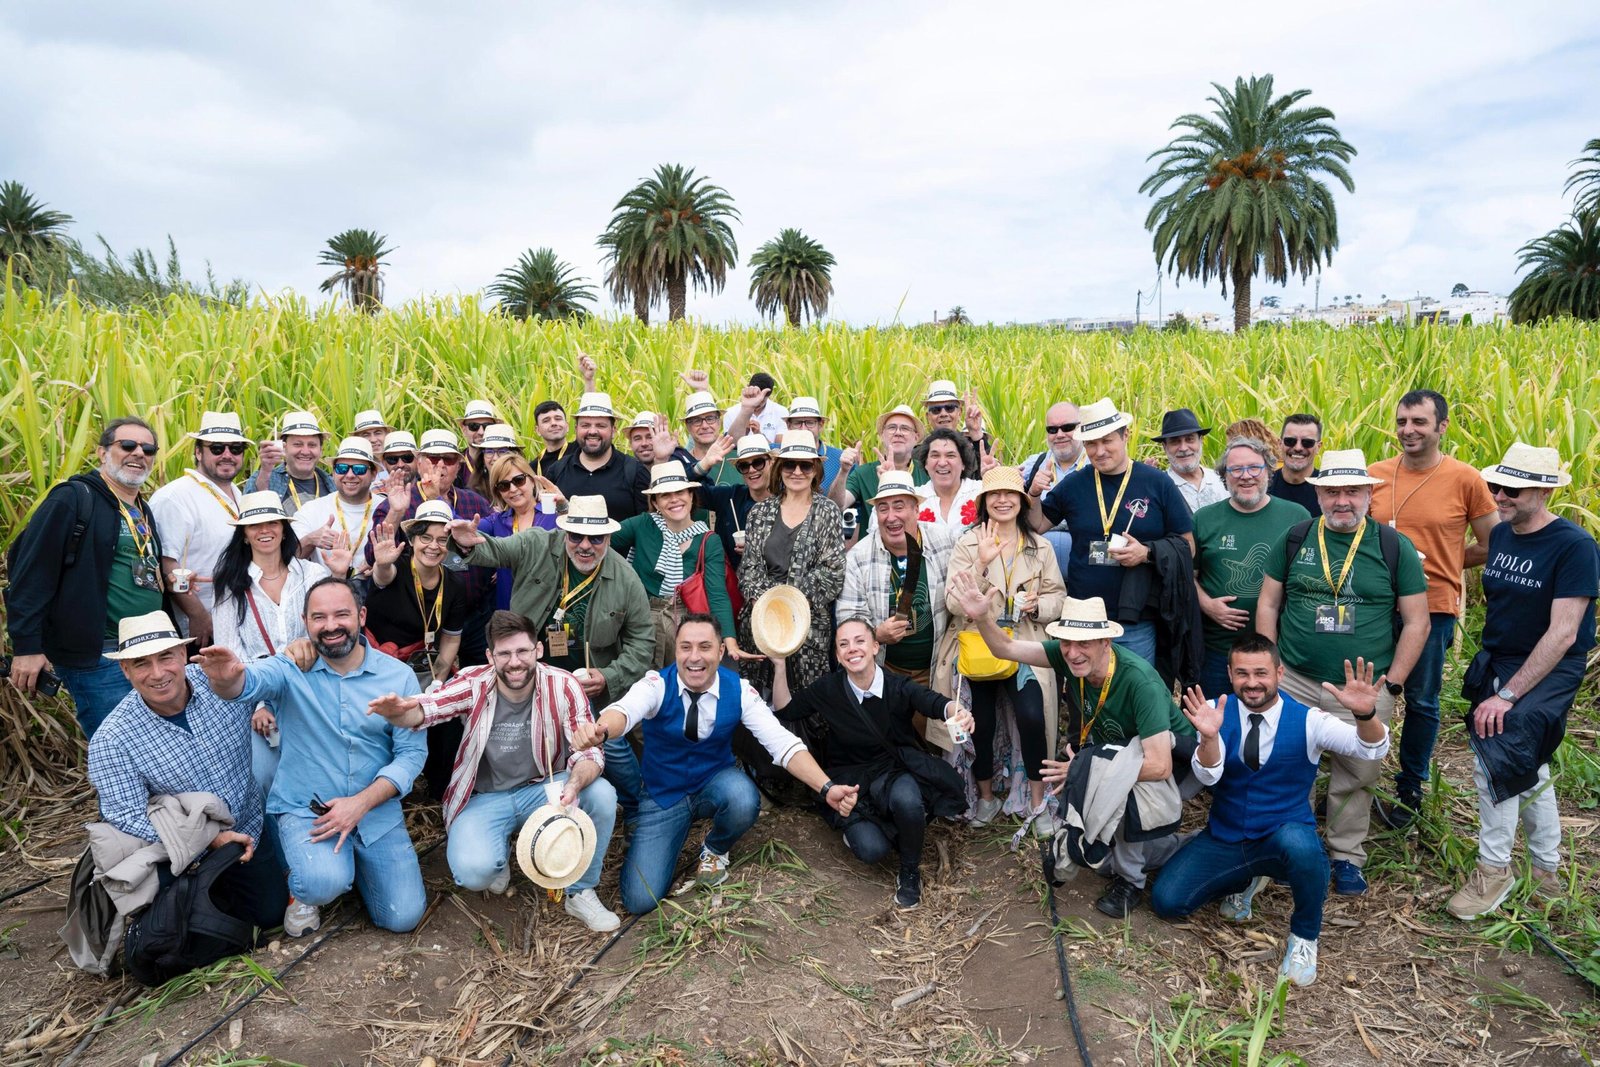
top-left (1224, 418), bottom-right (1282, 467)
top-left (487, 453), bottom-right (537, 510)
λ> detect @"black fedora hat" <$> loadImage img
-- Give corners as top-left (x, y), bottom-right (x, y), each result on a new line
top-left (1151, 408), bottom-right (1211, 441)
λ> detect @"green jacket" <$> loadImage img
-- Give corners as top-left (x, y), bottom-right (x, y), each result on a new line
top-left (609, 514), bottom-right (738, 638)
top-left (463, 528), bottom-right (653, 701)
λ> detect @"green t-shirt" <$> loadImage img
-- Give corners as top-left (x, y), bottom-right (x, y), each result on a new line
top-left (845, 461), bottom-right (929, 529)
top-left (1192, 496), bottom-right (1311, 653)
top-left (1044, 643), bottom-right (1192, 746)
top-left (541, 561), bottom-right (596, 672)
top-left (883, 557), bottom-right (934, 671)
top-left (1263, 517), bottom-right (1428, 684)
top-left (104, 512), bottom-right (164, 639)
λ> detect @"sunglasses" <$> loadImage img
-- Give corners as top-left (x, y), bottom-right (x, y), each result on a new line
top-left (206, 442), bottom-right (248, 456)
top-left (780, 460), bottom-right (814, 474)
top-left (1283, 437), bottom-right (1319, 450)
top-left (463, 421), bottom-right (492, 433)
top-left (565, 532), bottom-right (608, 546)
top-left (384, 452), bottom-right (416, 464)
top-left (333, 462), bottom-right (372, 476)
top-left (429, 454), bottom-right (463, 466)
top-left (115, 440), bottom-right (159, 456)
top-left (1490, 483), bottom-right (1524, 499)
top-left (926, 403), bottom-right (960, 415)
top-left (1045, 422), bottom-right (1080, 435)
top-left (735, 456), bottom-right (769, 474)
top-left (495, 472), bottom-right (531, 494)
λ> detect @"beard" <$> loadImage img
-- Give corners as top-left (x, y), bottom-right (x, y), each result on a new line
top-left (108, 465), bottom-right (152, 489)
top-left (314, 626), bottom-right (358, 659)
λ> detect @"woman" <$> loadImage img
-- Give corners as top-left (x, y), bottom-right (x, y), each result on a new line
top-left (212, 491), bottom-right (337, 791)
top-left (467, 423), bottom-right (524, 499)
top-left (908, 429), bottom-right (983, 537)
top-left (770, 619), bottom-right (976, 909)
top-left (737, 431), bottom-right (845, 695)
top-left (609, 461), bottom-right (753, 668)
top-left (694, 434), bottom-right (773, 565)
top-left (939, 466), bottom-right (1065, 834)
top-left (477, 454), bottom-right (559, 610)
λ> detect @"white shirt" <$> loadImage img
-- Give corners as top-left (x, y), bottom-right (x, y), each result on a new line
top-left (723, 401), bottom-right (790, 443)
top-left (291, 492), bottom-right (377, 572)
top-left (1168, 466), bottom-right (1229, 513)
top-left (606, 669), bottom-right (806, 769)
top-left (1191, 695), bottom-right (1389, 787)
top-left (847, 665), bottom-right (886, 703)
top-left (211, 557), bottom-right (331, 661)
top-left (149, 469), bottom-right (243, 612)
top-left (908, 480), bottom-right (984, 537)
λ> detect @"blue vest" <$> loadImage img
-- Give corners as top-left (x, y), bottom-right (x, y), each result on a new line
top-left (1208, 692), bottom-right (1319, 843)
top-left (640, 665), bottom-right (743, 809)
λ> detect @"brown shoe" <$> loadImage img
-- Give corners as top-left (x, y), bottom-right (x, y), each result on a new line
top-left (1446, 864), bottom-right (1514, 920)
top-left (1530, 867), bottom-right (1562, 901)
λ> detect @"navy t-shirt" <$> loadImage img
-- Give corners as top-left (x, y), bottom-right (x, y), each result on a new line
top-left (1040, 460), bottom-right (1193, 614)
top-left (1269, 470), bottom-right (1321, 516)
top-left (1480, 516), bottom-right (1599, 658)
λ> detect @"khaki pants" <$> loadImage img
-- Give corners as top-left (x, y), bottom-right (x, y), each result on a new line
top-left (1280, 663), bottom-right (1395, 866)
top-left (648, 597), bottom-right (681, 671)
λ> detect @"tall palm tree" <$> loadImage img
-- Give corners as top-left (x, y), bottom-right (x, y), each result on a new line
top-left (944, 305), bottom-right (970, 326)
top-left (600, 164), bottom-right (739, 322)
top-left (486, 248), bottom-right (597, 322)
top-left (1509, 211), bottom-right (1600, 324)
top-left (1565, 138), bottom-right (1600, 216)
top-left (318, 228), bottom-right (393, 313)
top-left (0, 181), bottom-right (73, 280)
top-left (1140, 75), bottom-right (1356, 332)
top-left (747, 228), bottom-right (835, 326)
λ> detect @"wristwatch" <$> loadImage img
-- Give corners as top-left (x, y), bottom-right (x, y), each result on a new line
top-left (1384, 680), bottom-right (1404, 697)
top-left (818, 780), bottom-right (836, 802)
top-left (1496, 686), bottom-right (1518, 703)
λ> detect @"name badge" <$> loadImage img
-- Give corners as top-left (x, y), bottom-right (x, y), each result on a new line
top-left (1088, 540), bottom-right (1114, 566)
top-left (132, 558), bottom-right (162, 590)
top-left (1314, 603), bottom-right (1356, 634)
top-left (545, 625), bottom-right (570, 658)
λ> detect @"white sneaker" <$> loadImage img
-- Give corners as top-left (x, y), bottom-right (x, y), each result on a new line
top-left (284, 899), bottom-right (321, 938)
top-left (694, 845), bottom-right (730, 888)
top-left (487, 866), bottom-right (512, 895)
top-left (1219, 876), bottom-right (1270, 922)
top-left (1278, 933), bottom-right (1318, 987)
top-left (563, 888), bottom-right (622, 932)
top-left (1031, 810), bottom-right (1061, 838)
top-left (971, 797), bottom-right (1003, 826)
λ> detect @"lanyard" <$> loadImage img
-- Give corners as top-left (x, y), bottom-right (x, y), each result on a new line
top-left (553, 564), bottom-right (601, 626)
top-left (287, 476), bottom-right (323, 511)
top-left (100, 473), bottom-right (156, 560)
top-left (412, 562), bottom-right (445, 649)
top-left (996, 533), bottom-right (1024, 615)
top-left (1315, 517), bottom-right (1366, 601)
top-left (186, 471), bottom-right (239, 519)
top-left (338, 496), bottom-right (374, 551)
top-left (1095, 466), bottom-right (1133, 537)
top-left (1076, 648), bottom-right (1117, 746)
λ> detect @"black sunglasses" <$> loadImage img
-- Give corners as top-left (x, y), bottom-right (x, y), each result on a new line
top-left (495, 472), bottom-right (531, 493)
top-left (1283, 437), bottom-right (1319, 450)
top-left (384, 452), bottom-right (416, 464)
top-left (115, 440), bottom-right (159, 456)
top-left (1045, 422), bottom-right (1080, 435)
top-left (463, 421), bottom-right (492, 432)
top-left (205, 442), bottom-right (248, 456)
top-left (780, 460), bottom-right (814, 474)
top-left (333, 462), bottom-right (372, 476)
top-left (735, 456), bottom-right (769, 473)
top-left (1490, 483), bottom-right (1524, 499)
top-left (565, 532), bottom-right (607, 545)
top-left (926, 403), bottom-right (960, 415)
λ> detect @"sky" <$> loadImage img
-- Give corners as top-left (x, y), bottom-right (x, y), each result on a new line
top-left (4, 1), bottom-right (1598, 326)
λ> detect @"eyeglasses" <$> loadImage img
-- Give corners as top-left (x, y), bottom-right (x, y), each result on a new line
top-left (205, 442), bottom-right (248, 456)
top-left (115, 440), bottom-right (159, 455)
top-left (384, 452), bottom-right (416, 464)
top-left (1490, 483), bottom-right (1524, 499)
top-left (1224, 463), bottom-right (1268, 477)
top-left (463, 421), bottom-right (492, 433)
top-left (429, 454), bottom-right (463, 466)
top-left (1282, 437), bottom-right (1319, 450)
top-left (1045, 422), bottom-right (1080, 435)
top-left (495, 472), bottom-right (531, 493)
top-left (565, 532), bottom-right (607, 546)
top-left (735, 457), bottom-right (769, 474)
top-left (685, 413), bottom-right (720, 428)
top-left (780, 460), bottom-right (814, 474)
top-left (926, 403), bottom-right (959, 415)
top-left (411, 533), bottom-right (449, 547)
top-left (333, 462), bottom-right (372, 476)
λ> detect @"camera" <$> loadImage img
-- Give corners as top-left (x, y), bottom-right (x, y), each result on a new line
top-left (0, 656), bottom-right (63, 697)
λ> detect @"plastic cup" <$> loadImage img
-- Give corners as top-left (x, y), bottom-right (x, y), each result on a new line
top-left (732, 530), bottom-right (746, 550)
top-left (1108, 533), bottom-right (1128, 551)
top-left (170, 567), bottom-right (194, 593)
top-left (538, 494), bottom-right (556, 515)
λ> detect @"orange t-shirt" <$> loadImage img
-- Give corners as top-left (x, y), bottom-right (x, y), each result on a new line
top-left (1368, 455), bottom-right (1497, 615)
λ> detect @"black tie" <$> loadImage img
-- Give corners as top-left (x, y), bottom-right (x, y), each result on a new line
top-left (1244, 713), bottom-right (1264, 771)
top-left (684, 690), bottom-right (703, 742)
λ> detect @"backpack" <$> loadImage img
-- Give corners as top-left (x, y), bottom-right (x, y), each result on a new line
top-left (3, 479), bottom-right (95, 596)
top-left (122, 842), bottom-right (258, 987)
top-left (1281, 518), bottom-right (1404, 636)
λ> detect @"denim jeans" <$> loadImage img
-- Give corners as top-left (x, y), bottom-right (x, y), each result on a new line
top-left (56, 655), bottom-right (132, 739)
top-left (276, 812), bottom-right (427, 932)
top-left (1113, 620), bottom-right (1157, 665)
top-left (1198, 647), bottom-right (1233, 700)
top-left (446, 771), bottom-right (617, 893)
top-left (603, 736), bottom-right (643, 823)
top-left (1151, 822), bottom-right (1330, 940)
top-left (251, 732), bottom-right (281, 795)
top-left (1393, 614), bottom-right (1456, 799)
top-left (612, 746), bottom-right (761, 914)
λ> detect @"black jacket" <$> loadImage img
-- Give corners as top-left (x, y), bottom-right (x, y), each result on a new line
top-left (1463, 648), bottom-right (1582, 804)
top-left (1114, 532), bottom-right (1203, 689)
top-left (5, 474), bottom-right (167, 668)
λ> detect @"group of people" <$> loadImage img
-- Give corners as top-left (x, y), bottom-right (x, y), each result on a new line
top-left (7, 361), bottom-right (1593, 991)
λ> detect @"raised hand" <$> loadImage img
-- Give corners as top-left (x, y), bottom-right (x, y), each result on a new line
top-left (384, 478), bottom-right (413, 517)
top-left (578, 350), bottom-right (598, 389)
top-left (705, 433), bottom-right (737, 466)
top-left (324, 534), bottom-right (354, 577)
top-left (1180, 685), bottom-right (1226, 739)
top-left (978, 449), bottom-right (999, 474)
top-left (1027, 462), bottom-right (1054, 499)
top-left (256, 439), bottom-right (284, 472)
top-left (191, 644), bottom-right (244, 691)
top-left (447, 518), bottom-right (486, 548)
top-left (739, 383), bottom-right (770, 411)
top-left (1321, 657), bottom-right (1383, 718)
top-left (963, 391), bottom-right (985, 433)
top-left (976, 519), bottom-right (1004, 570)
top-left (678, 368), bottom-right (711, 393)
top-left (650, 414), bottom-right (677, 461)
top-left (367, 691), bottom-right (423, 728)
top-left (417, 464), bottom-right (444, 502)
top-left (948, 569), bottom-right (999, 620)
top-left (723, 638), bottom-right (766, 662)
top-left (531, 475), bottom-right (566, 510)
top-left (838, 439), bottom-right (863, 472)
top-left (877, 445), bottom-right (896, 474)
top-left (370, 521), bottom-right (404, 567)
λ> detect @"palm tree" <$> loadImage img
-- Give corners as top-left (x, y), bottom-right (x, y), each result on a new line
top-left (0, 181), bottom-right (73, 280)
top-left (1565, 138), bottom-right (1600, 216)
top-left (318, 228), bottom-right (393, 313)
top-left (1509, 211), bottom-right (1600, 324)
top-left (487, 248), bottom-right (596, 322)
top-left (747, 228), bottom-right (835, 326)
top-left (944, 305), bottom-right (970, 326)
top-left (1140, 75), bottom-right (1356, 332)
top-left (600, 164), bottom-right (739, 322)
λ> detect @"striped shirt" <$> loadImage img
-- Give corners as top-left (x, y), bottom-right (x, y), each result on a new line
top-left (651, 514), bottom-right (709, 597)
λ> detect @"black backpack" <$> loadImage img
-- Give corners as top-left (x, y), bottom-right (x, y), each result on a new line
top-left (122, 842), bottom-right (258, 987)
top-left (3, 480), bottom-right (94, 602)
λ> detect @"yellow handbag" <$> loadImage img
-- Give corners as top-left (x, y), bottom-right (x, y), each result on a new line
top-left (957, 628), bottom-right (1018, 681)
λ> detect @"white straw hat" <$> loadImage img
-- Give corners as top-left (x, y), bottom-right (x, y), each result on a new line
top-left (479, 423), bottom-right (520, 451)
top-left (1307, 449), bottom-right (1385, 487)
top-left (1044, 597), bottom-right (1126, 641)
top-left (231, 491), bottom-right (290, 527)
top-left (734, 434), bottom-right (775, 460)
top-left (643, 460), bottom-right (697, 495)
top-left (774, 430), bottom-right (821, 463)
top-left (400, 499), bottom-right (455, 535)
top-left (515, 802), bottom-right (599, 890)
top-left (874, 404), bottom-right (925, 438)
top-left (352, 409), bottom-right (391, 434)
top-left (419, 429), bottom-right (463, 456)
top-left (575, 392), bottom-right (618, 420)
top-left (188, 411), bottom-right (250, 444)
top-left (460, 399), bottom-right (498, 423)
top-left (682, 391), bottom-right (720, 421)
top-left (751, 586), bottom-right (811, 658)
top-left (786, 396), bottom-right (825, 421)
top-left (556, 495), bottom-right (621, 535)
top-left (381, 430), bottom-right (419, 455)
top-left (626, 411), bottom-right (657, 431)
top-left (924, 379), bottom-right (961, 405)
top-left (332, 437), bottom-right (376, 463)
top-left (1074, 398), bottom-right (1131, 442)
top-left (278, 410), bottom-right (328, 439)
top-left (104, 611), bottom-right (198, 661)
top-left (867, 470), bottom-right (921, 504)
top-left (1481, 442), bottom-right (1571, 489)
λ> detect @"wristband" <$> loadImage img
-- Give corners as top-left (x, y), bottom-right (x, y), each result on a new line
top-left (818, 779), bottom-right (835, 802)
top-left (1351, 709), bottom-right (1377, 722)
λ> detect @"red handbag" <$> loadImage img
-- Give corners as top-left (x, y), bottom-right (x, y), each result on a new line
top-left (676, 533), bottom-right (712, 614)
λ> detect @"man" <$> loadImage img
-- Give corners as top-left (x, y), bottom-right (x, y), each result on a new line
top-left (366, 611), bottom-right (621, 931)
top-left (84, 612), bottom-right (287, 970)
top-left (1446, 444), bottom-right (1597, 919)
top-left (150, 411), bottom-right (252, 645)
top-left (836, 471), bottom-right (956, 691)
top-left (379, 430), bottom-right (420, 491)
top-left (1270, 414), bottom-right (1323, 516)
top-left (459, 398), bottom-right (499, 489)
top-left (5, 417), bottom-right (168, 738)
top-left (547, 393), bottom-right (649, 522)
top-left (352, 410), bottom-right (393, 490)
top-left (720, 371), bottom-right (789, 442)
top-left (1367, 390), bottom-right (1498, 829)
top-left (1256, 449), bottom-right (1429, 896)
top-left (679, 391), bottom-right (742, 485)
top-left (534, 400), bottom-right (573, 476)
top-left (1154, 408), bottom-right (1228, 513)
top-left (922, 379), bottom-right (994, 478)
top-left (294, 437), bottom-right (380, 577)
top-left (785, 396), bottom-right (845, 494)
top-left (830, 404), bottom-right (929, 534)
top-left (252, 410), bottom-right (334, 516)
top-left (948, 573), bottom-right (1195, 917)
top-left (1035, 398), bottom-right (1195, 666)
top-left (572, 615), bottom-right (858, 914)
top-left (1151, 635), bottom-right (1389, 986)
top-left (1020, 400), bottom-right (1088, 578)
top-left (371, 429), bottom-right (492, 537)
top-left (195, 577), bottom-right (427, 936)
top-left (1192, 437), bottom-right (1311, 697)
top-left (624, 411), bottom-right (660, 467)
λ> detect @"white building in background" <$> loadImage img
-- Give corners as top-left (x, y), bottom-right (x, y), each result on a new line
top-left (1252, 290), bottom-right (1509, 329)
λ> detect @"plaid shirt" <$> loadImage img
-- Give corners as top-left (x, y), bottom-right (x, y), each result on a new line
top-left (416, 662), bottom-right (604, 828)
top-left (86, 665), bottom-right (263, 843)
top-left (837, 520), bottom-right (956, 654)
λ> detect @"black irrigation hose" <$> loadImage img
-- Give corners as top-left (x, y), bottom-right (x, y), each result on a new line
top-left (0, 876), bottom-right (53, 906)
top-left (1526, 922), bottom-right (1600, 993)
top-left (496, 910), bottom-right (644, 1067)
top-left (1040, 841), bottom-right (1094, 1067)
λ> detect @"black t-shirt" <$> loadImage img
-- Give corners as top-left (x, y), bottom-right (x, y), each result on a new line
top-left (1481, 516), bottom-right (1599, 658)
top-left (366, 557), bottom-right (469, 648)
top-left (1269, 470), bottom-right (1320, 516)
top-left (549, 447), bottom-right (648, 523)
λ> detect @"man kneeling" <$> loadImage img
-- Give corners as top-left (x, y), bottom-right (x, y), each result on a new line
top-left (571, 615), bottom-right (857, 914)
top-left (367, 610), bottom-right (621, 932)
top-left (1150, 634), bottom-right (1389, 986)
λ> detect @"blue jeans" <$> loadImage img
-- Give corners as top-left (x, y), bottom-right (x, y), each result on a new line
top-left (603, 736), bottom-right (643, 823)
top-left (1393, 614), bottom-right (1455, 799)
top-left (1151, 822), bottom-right (1330, 940)
top-left (276, 813), bottom-right (427, 932)
top-left (251, 732), bottom-right (281, 795)
top-left (1198, 647), bottom-right (1233, 700)
top-left (56, 655), bottom-right (132, 739)
top-left (1113, 620), bottom-right (1157, 665)
top-left (1043, 529), bottom-right (1073, 584)
top-left (611, 747), bottom-right (761, 914)
top-left (446, 772), bottom-right (617, 893)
